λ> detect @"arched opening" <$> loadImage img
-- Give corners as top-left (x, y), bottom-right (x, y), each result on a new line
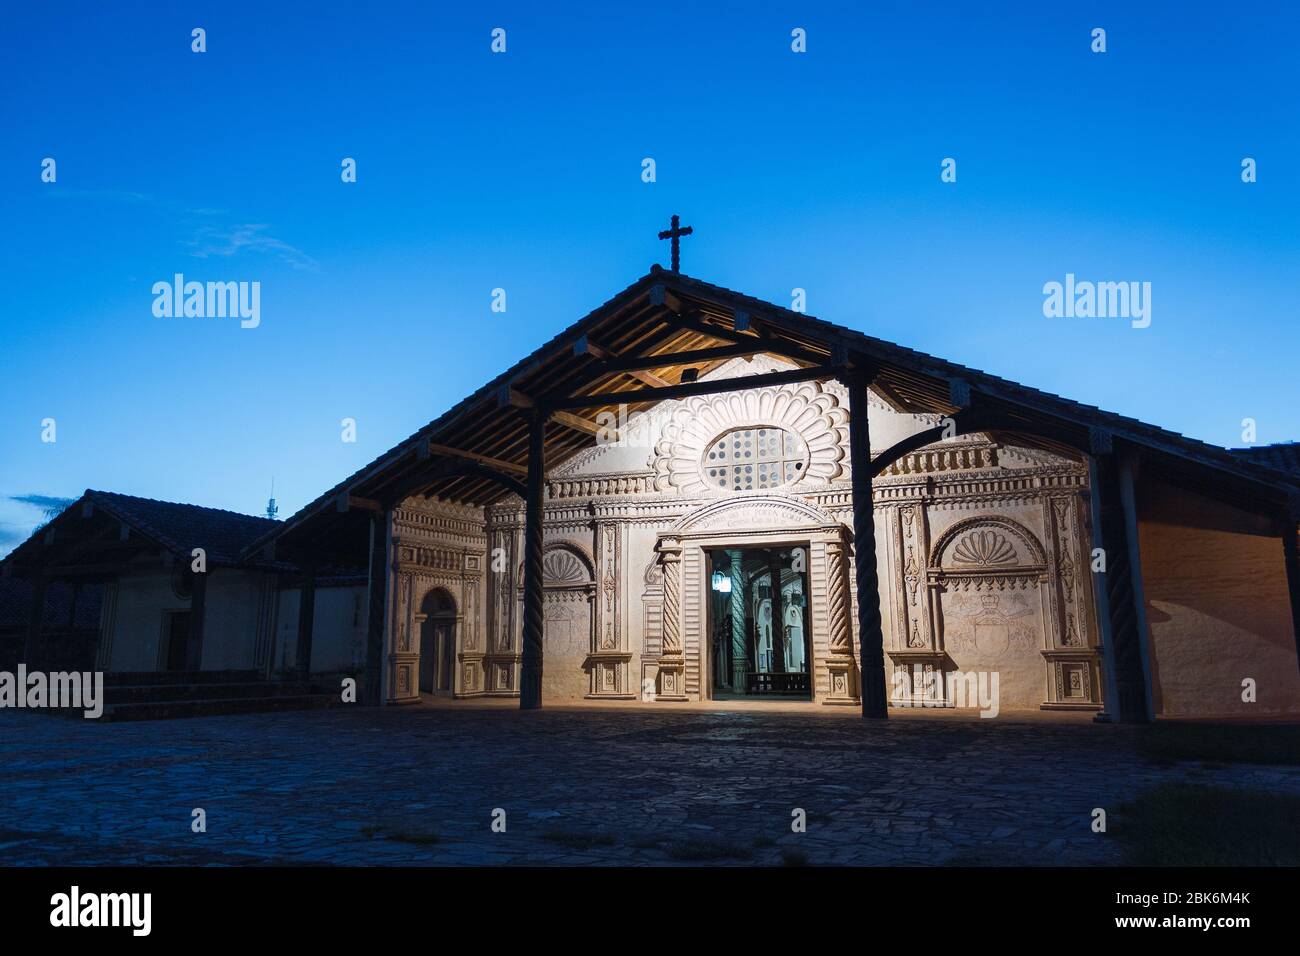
top-left (419, 588), bottom-right (457, 694)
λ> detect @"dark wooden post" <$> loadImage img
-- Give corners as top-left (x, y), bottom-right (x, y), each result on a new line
top-left (520, 410), bottom-right (547, 709)
top-left (1282, 508), bottom-right (1300, 675)
top-left (186, 569), bottom-right (207, 672)
top-left (296, 564), bottom-right (317, 679)
top-left (365, 511), bottom-right (389, 705)
top-left (1090, 447), bottom-right (1152, 723)
top-left (843, 367), bottom-right (888, 718)
top-left (24, 573), bottom-right (46, 664)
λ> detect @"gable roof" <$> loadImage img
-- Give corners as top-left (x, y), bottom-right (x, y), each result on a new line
top-left (253, 267), bottom-right (1300, 562)
top-left (2, 490), bottom-right (285, 576)
top-left (85, 490), bottom-right (282, 566)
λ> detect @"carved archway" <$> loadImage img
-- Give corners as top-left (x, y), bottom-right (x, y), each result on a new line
top-left (417, 587), bottom-right (457, 694)
top-left (671, 494), bottom-right (841, 536)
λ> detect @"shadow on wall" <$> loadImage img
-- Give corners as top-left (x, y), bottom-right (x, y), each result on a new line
top-left (1137, 479), bottom-right (1300, 718)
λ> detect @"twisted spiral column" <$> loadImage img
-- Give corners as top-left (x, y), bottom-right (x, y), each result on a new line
top-left (824, 537), bottom-right (857, 703)
top-left (656, 538), bottom-right (686, 699)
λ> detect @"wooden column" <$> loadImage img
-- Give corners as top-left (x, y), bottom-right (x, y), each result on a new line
top-left (186, 569), bottom-right (207, 672)
top-left (1282, 510), bottom-right (1300, 675)
top-left (296, 564), bottom-right (317, 678)
top-left (24, 573), bottom-right (46, 664)
top-left (519, 410), bottom-right (547, 709)
top-left (1090, 450), bottom-right (1152, 723)
top-left (844, 368), bottom-right (888, 718)
top-left (365, 511), bottom-right (390, 705)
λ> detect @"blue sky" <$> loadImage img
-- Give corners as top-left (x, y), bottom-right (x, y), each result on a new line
top-left (2, 1), bottom-right (1297, 553)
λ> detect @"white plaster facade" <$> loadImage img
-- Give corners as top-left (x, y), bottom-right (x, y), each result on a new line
top-left (380, 357), bottom-right (1105, 712)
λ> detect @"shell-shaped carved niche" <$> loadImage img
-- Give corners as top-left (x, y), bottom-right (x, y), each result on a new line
top-left (542, 548), bottom-right (592, 586)
top-left (930, 516), bottom-right (1047, 570)
top-left (951, 530), bottom-right (1018, 567)
top-left (651, 381), bottom-right (848, 495)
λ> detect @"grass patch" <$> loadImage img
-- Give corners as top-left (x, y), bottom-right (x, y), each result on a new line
top-left (1137, 723), bottom-right (1300, 767)
top-left (665, 837), bottom-right (754, 862)
top-left (1114, 783), bottom-right (1300, 866)
top-left (540, 829), bottom-right (617, 851)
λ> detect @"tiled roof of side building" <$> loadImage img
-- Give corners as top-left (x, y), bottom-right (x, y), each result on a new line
top-left (1229, 443), bottom-right (1300, 479)
top-left (77, 490), bottom-right (291, 569)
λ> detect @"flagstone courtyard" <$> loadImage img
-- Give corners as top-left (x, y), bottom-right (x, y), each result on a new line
top-left (2, 702), bottom-right (1298, 866)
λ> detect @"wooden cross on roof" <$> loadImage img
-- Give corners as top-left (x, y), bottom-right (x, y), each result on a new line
top-left (658, 214), bottom-right (693, 273)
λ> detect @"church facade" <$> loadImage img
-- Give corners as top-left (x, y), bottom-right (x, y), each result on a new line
top-left (7, 266), bottom-right (1300, 721)
top-left (382, 356), bottom-right (1103, 714)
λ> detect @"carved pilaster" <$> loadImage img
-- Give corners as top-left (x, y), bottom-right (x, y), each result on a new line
top-left (656, 537), bottom-right (686, 700)
top-left (589, 522), bottom-right (631, 698)
top-left (823, 536), bottom-right (858, 704)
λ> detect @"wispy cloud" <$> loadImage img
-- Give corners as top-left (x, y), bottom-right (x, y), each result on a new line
top-left (0, 495), bottom-right (75, 557)
top-left (186, 223), bottom-right (320, 272)
top-left (45, 190), bottom-right (318, 272)
top-left (10, 494), bottom-right (76, 517)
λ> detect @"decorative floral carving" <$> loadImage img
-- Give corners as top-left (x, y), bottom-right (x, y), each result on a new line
top-left (651, 381), bottom-right (848, 495)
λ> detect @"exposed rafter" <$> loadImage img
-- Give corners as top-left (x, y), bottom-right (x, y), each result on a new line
top-left (546, 364), bottom-right (840, 412)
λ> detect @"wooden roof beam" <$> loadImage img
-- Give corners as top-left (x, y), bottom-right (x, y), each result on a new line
top-left (418, 439), bottom-right (528, 476)
top-left (550, 409), bottom-right (603, 437)
top-left (548, 364), bottom-right (840, 412)
top-left (580, 341), bottom-right (783, 376)
top-left (572, 336), bottom-right (672, 388)
top-left (665, 313), bottom-right (828, 366)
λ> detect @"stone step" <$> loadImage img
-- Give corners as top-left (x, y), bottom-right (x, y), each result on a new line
top-left (103, 669), bottom-right (261, 687)
top-left (103, 681), bottom-right (325, 705)
top-left (99, 693), bottom-right (339, 722)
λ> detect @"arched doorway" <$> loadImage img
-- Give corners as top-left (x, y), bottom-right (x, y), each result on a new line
top-left (419, 588), bottom-right (457, 694)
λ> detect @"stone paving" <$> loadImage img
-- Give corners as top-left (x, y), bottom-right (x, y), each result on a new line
top-left (2, 700), bottom-right (1298, 866)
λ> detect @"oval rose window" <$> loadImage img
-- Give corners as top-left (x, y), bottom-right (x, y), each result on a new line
top-left (703, 427), bottom-right (807, 491)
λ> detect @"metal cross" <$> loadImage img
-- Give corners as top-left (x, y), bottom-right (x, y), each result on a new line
top-left (657, 214), bottom-right (693, 273)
